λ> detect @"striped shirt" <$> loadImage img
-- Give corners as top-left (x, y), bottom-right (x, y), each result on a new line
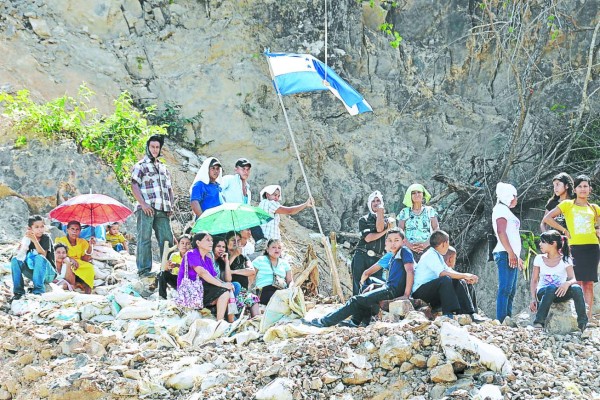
top-left (131, 156), bottom-right (173, 212)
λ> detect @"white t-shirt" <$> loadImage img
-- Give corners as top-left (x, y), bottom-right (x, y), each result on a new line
top-left (534, 254), bottom-right (571, 292)
top-left (492, 203), bottom-right (521, 256)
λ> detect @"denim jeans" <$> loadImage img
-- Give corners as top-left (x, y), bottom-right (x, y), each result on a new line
top-left (320, 285), bottom-right (398, 327)
top-left (534, 284), bottom-right (588, 327)
top-left (494, 251), bottom-right (518, 322)
top-left (11, 255), bottom-right (56, 295)
top-left (136, 209), bottom-right (174, 275)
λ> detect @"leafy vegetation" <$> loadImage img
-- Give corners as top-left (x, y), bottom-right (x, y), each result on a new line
top-left (13, 135), bottom-right (27, 149)
top-left (379, 23), bottom-right (403, 49)
top-left (520, 231), bottom-right (539, 280)
top-left (0, 85), bottom-right (167, 197)
top-left (144, 102), bottom-right (202, 149)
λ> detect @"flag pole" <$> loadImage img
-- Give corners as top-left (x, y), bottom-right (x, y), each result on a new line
top-left (265, 54), bottom-right (345, 302)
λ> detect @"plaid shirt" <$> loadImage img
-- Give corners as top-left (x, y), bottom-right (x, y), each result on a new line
top-left (131, 156), bottom-right (173, 212)
top-left (259, 199), bottom-right (281, 240)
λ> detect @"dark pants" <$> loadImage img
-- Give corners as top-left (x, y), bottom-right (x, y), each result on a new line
top-left (157, 271), bottom-right (178, 299)
top-left (259, 285), bottom-right (279, 305)
top-left (135, 209), bottom-right (174, 275)
top-left (351, 251), bottom-right (383, 296)
top-left (534, 284), bottom-right (588, 327)
top-left (321, 285), bottom-right (398, 327)
top-left (413, 276), bottom-right (475, 315)
top-left (250, 226), bottom-right (264, 242)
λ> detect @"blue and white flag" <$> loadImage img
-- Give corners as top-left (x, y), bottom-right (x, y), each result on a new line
top-left (265, 51), bottom-right (372, 115)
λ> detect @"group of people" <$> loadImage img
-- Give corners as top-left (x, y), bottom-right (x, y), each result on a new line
top-left (306, 174), bottom-right (597, 331)
top-left (494, 173), bottom-right (597, 331)
top-left (10, 134), bottom-right (598, 330)
top-left (11, 217), bottom-right (102, 300)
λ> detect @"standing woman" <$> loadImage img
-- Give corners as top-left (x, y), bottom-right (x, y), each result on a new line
top-left (543, 175), bottom-right (600, 319)
top-left (179, 232), bottom-right (233, 320)
top-left (540, 172), bottom-right (574, 232)
top-left (397, 184), bottom-right (439, 262)
top-left (492, 183), bottom-right (523, 323)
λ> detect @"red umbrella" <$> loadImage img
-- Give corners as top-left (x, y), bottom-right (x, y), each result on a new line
top-left (49, 193), bottom-right (132, 226)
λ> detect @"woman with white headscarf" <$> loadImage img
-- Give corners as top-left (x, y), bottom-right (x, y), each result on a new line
top-left (190, 157), bottom-right (224, 218)
top-left (397, 183), bottom-right (440, 261)
top-left (258, 185), bottom-right (314, 242)
top-left (492, 182), bottom-right (523, 322)
top-left (350, 191), bottom-right (390, 296)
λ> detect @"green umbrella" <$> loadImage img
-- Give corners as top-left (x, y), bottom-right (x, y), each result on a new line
top-left (191, 202), bottom-right (273, 235)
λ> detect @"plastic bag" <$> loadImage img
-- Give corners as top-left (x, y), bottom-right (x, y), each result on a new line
top-left (259, 287), bottom-right (306, 333)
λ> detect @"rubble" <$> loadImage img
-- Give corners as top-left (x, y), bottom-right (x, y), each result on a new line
top-left (2, 244), bottom-right (600, 399)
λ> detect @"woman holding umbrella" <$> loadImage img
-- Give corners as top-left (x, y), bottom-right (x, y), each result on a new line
top-left (55, 221), bottom-right (95, 293)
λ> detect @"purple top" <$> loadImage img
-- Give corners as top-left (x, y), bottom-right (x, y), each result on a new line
top-left (177, 248), bottom-right (218, 287)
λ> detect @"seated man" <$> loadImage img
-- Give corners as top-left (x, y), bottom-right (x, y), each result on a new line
top-left (443, 246), bottom-right (478, 313)
top-left (302, 228), bottom-right (414, 328)
top-left (412, 230), bottom-right (481, 321)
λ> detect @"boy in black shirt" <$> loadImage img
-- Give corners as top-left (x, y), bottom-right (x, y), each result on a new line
top-left (10, 215), bottom-right (56, 301)
top-left (303, 228), bottom-right (414, 328)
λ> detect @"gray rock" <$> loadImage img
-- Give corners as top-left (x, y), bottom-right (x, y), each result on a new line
top-left (0, 196), bottom-right (29, 243)
top-left (29, 17), bottom-right (51, 38)
top-left (430, 363), bottom-right (457, 383)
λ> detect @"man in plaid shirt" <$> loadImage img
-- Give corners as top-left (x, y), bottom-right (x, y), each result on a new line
top-left (131, 135), bottom-right (174, 277)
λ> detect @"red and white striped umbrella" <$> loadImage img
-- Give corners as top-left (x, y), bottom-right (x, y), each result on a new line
top-left (49, 193), bottom-right (132, 226)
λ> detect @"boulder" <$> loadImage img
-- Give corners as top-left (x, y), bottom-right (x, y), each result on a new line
top-left (255, 378), bottom-right (294, 400)
top-left (379, 334), bottom-right (414, 370)
top-left (28, 17), bottom-right (52, 38)
top-left (430, 363), bottom-right (457, 383)
top-left (475, 384), bottom-right (503, 400)
top-left (440, 322), bottom-right (511, 375)
top-left (23, 366), bottom-right (46, 381)
top-left (342, 368), bottom-right (372, 385)
top-left (388, 299), bottom-right (414, 317)
top-left (515, 301), bottom-right (580, 334)
top-left (544, 301), bottom-right (581, 334)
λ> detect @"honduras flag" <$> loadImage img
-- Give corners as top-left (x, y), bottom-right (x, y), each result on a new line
top-left (265, 51), bottom-right (373, 115)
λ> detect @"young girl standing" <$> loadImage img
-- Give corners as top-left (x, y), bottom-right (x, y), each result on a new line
top-left (540, 172), bottom-right (574, 232)
top-left (529, 230), bottom-right (587, 331)
top-left (543, 175), bottom-right (600, 320)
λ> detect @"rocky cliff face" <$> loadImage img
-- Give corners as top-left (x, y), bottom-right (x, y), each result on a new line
top-left (1, 0), bottom-right (598, 311)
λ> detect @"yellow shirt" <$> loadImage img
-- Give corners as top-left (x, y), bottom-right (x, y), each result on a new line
top-left (106, 232), bottom-right (127, 248)
top-left (168, 252), bottom-right (182, 276)
top-left (558, 200), bottom-right (600, 245)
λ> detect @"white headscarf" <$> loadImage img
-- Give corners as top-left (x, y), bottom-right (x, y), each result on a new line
top-left (367, 191), bottom-right (384, 214)
top-left (190, 156), bottom-right (223, 194)
top-left (260, 185), bottom-right (282, 202)
top-left (496, 182), bottom-right (517, 206)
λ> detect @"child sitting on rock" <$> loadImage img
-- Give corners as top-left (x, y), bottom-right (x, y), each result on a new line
top-left (302, 228), bottom-right (414, 328)
top-left (443, 246), bottom-right (479, 315)
top-left (529, 230), bottom-right (587, 331)
top-left (106, 222), bottom-right (129, 252)
top-left (157, 234), bottom-right (191, 300)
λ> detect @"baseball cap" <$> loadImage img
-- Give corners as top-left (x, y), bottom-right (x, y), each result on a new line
top-left (209, 158), bottom-right (222, 168)
top-left (235, 158), bottom-right (252, 168)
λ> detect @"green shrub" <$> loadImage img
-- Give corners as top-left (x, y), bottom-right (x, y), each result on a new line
top-left (0, 85), bottom-right (167, 197)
